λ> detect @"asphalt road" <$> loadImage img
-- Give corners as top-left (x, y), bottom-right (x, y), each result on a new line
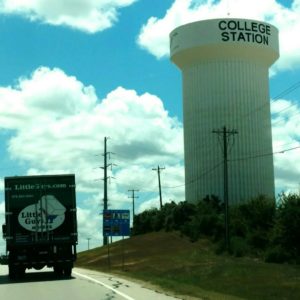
top-left (0, 265), bottom-right (180, 300)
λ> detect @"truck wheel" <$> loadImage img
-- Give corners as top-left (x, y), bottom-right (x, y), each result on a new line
top-left (54, 266), bottom-right (63, 276)
top-left (8, 265), bottom-right (16, 280)
top-left (63, 267), bottom-right (72, 277)
top-left (16, 267), bottom-right (25, 279)
top-left (9, 265), bottom-right (25, 280)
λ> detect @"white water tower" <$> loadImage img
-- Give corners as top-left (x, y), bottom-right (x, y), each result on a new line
top-left (170, 18), bottom-right (279, 204)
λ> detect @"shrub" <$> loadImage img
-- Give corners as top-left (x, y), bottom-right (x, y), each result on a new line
top-left (264, 245), bottom-right (291, 263)
top-left (229, 236), bottom-right (249, 257)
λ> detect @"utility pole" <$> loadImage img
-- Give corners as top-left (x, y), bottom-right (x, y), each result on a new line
top-left (102, 136), bottom-right (115, 246)
top-left (152, 166), bottom-right (165, 209)
top-left (103, 137), bottom-right (109, 246)
top-left (213, 126), bottom-right (238, 251)
top-left (87, 237), bottom-right (91, 250)
top-left (128, 189), bottom-right (139, 217)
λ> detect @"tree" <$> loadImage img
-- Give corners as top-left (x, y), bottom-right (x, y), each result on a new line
top-left (132, 208), bottom-right (160, 235)
top-left (270, 193), bottom-right (300, 262)
top-left (181, 196), bottom-right (224, 242)
top-left (230, 195), bottom-right (275, 250)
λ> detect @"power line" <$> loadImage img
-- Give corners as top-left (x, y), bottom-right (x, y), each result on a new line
top-left (162, 183), bottom-right (185, 189)
top-left (245, 79), bottom-right (300, 121)
top-left (223, 79), bottom-right (300, 135)
top-left (162, 161), bottom-right (223, 190)
top-left (271, 105), bottom-right (300, 127)
top-left (271, 101), bottom-right (298, 115)
top-left (229, 145), bottom-right (300, 163)
top-left (271, 80), bottom-right (300, 101)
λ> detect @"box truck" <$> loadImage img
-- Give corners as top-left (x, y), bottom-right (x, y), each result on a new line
top-left (2, 174), bottom-right (77, 279)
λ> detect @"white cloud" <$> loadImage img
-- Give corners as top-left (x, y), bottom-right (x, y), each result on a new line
top-left (0, 66), bottom-right (185, 249)
top-left (0, 68), bottom-right (184, 195)
top-left (137, 0), bottom-right (300, 72)
top-left (0, 0), bottom-right (137, 33)
top-left (0, 200), bottom-right (4, 215)
top-left (114, 163), bottom-right (184, 197)
top-left (77, 205), bottom-right (102, 251)
top-left (138, 197), bottom-right (160, 213)
top-left (0, 67), bottom-right (97, 130)
top-left (271, 99), bottom-right (300, 194)
top-left (0, 65), bottom-right (299, 250)
top-left (0, 178), bottom-right (4, 193)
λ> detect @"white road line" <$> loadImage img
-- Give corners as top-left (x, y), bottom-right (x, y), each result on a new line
top-left (73, 271), bottom-right (135, 300)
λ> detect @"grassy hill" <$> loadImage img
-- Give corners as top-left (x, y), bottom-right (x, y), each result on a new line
top-left (76, 231), bottom-right (300, 300)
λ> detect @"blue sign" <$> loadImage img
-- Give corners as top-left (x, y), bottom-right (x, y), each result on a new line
top-left (103, 209), bottom-right (130, 237)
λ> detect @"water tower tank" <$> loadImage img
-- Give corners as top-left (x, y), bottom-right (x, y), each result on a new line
top-left (170, 18), bottom-right (279, 204)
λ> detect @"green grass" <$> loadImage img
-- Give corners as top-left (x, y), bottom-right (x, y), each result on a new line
top-left (76, 231), bottom-right (300, 300)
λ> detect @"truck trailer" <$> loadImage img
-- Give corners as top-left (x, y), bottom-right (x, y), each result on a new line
top-left (2, 174), bottom-right (77, 279)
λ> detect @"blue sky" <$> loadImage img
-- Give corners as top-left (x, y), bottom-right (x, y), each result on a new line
top-left (0, 1), bottom-right (180, 115)
top-left (0, 0), bottom-right (299, 252)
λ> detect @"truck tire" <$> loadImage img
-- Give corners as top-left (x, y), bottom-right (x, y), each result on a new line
top-left (8, 265), bottom-right (25, 280)
top-left (54, 266), bottom-right (63, 276)
top-left (8, 265), bottom-right (16, 280)
top-left (16, 266), bottom-right (25, 279)
top-left (63, 266), bottom-right (72, 277)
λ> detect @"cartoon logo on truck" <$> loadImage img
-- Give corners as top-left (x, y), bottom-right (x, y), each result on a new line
top-left (18, 195), bottom-right (66, 232)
